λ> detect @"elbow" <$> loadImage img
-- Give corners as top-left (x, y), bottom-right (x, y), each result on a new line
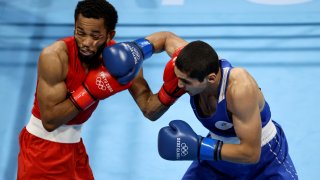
top-left (163, 31), bottom-right (176, 38)
top-left (246, 149), bottom-right (261, 164)
top-left (140, 104), bottom-right (164, 121)
top-left (42, 121), bottom-right (57, 132)
top-left (142, 108), bottom-right (163, 122)
top-left (153, 31), bottom-right (175, 38)
top-left (247, 152), bottom-right (261, 164)
top-left (239, 146), bottom-right (261, 164)
top-left (41, 116), bottom-right (57, 132)
top-left (42, 122), bottom-right (56, 132)
top-left (143, 111), bottom-right (160, 122)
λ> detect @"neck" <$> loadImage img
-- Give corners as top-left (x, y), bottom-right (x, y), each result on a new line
top-left (204, 68), bottom-right (221, 99)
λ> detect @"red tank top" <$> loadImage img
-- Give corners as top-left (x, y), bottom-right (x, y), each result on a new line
top-left (32, 36), bottom-right (116, 125)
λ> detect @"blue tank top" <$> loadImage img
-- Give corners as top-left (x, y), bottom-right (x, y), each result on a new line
top-left (190, 59), bottom-right (271, 137)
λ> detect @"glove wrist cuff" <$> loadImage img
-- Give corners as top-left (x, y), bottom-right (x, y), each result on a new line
top-left (158, 86), bottom-right (177, 106)
top-left (200, 138), bottom-right (223, 161)
top-left (134, 38), bottom-right (154, 59)
top-left (70, 85), bottom-right (96, 111)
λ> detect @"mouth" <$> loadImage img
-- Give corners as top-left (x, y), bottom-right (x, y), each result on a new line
top-left (80, 49), bottom-right (94, 56)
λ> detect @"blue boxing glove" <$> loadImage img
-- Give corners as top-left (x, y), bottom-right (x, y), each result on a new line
top-left (158, 120), bottom-right (223, 161)
top-left (102, 38), bottom-right (153, 85)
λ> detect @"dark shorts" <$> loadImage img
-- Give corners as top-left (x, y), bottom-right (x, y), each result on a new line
top-left (182, 121), bottom-right (298, 180)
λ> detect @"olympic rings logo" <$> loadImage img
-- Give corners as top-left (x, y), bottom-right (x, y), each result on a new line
top-left (180, 143), bottom-right (188, 156)
top-left (95, 72), bottom-right (113, 93)
top-left (96, 77), bottom-right (107, 91)
top-left (176, 138), bottom-right (189, 159)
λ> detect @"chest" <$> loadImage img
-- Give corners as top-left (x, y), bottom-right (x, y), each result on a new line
top-left (192, 93), bottom-right (236, 137)
top-left (64, 56), bottom-right (88, 93)
top-left (196, 94), bottom-right (218, 118)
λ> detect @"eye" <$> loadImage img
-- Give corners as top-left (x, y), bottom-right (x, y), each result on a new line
top-left (76, 30), bottom-right (85, 36)
top-left (182, 79), bottom-right (190, 85)
top-left (92, 34), bottom-right (103, 40)
top-left (92, 35), bottom-right (100, 40)
top-left (179, 78), bottom-right (190, 85)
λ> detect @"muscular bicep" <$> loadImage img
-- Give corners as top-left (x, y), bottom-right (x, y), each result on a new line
top-left (231, 93), bottom-right (261, 148)
top-left (222, 69), bottom-right (262, 163)
top-left (37, 47), bottom-right (68, 116)
top-left (229, 70), bottom-right (261, 147)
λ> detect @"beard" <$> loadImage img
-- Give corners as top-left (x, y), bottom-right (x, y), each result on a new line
top-left (76, 40), bottom-right (106, 69)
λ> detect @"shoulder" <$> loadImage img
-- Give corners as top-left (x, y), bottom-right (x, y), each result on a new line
top-left (228, 68), bottom-right (253, 90)
top-left (226, 68), bottom-right (259, 109)
top-left (41, 40), bottom-right (68, 63)
top-left (38, 40), bottom-right (69, 83)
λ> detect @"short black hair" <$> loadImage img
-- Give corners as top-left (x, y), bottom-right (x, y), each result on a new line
top-left (175, 41), bottom-right (219, 82)
top-left (74, 0), bottom-right (118, 31)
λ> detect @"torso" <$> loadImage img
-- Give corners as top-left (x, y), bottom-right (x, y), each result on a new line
top-left (31, 36), bottom-right (116, 125)
top-left (197, 69), bottom-right (265, 118)
top-left (190, 59), bottom-right (271, 137)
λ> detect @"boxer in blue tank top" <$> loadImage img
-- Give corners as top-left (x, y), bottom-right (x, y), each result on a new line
top-left (156, 39), bottom-right (298, 179)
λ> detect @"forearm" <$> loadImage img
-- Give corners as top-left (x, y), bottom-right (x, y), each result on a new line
top-left (40, 99), bottom-right (79, 131)
top-left (138, 94), bottom-right (169, 121)
top-left (129, 82), bottom-right (169, 121)
top-left (220, 143), bottom-right (261, 164)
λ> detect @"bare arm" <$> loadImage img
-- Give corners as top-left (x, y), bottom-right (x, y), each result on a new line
top-left (128, 69), bottom-right (168, 121)
top-left (37, 41), bottom-right (79, 131)
top-left (221, 68), bottom-right (262, 163)
top-left (145, 31), bottom-right (188, 56)
top-left (129, 32), bottom-right (188, 121)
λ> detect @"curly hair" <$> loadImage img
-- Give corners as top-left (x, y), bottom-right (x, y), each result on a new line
top-left (74, 0), bottom-right (118, 31)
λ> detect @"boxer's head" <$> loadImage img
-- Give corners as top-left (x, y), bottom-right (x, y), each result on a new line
top-left (74, 0), bottom-right (118, 67)
top-left (175, 41), bottom-right (219, 82)
top-left (175, 41), bottom-right (220, 96)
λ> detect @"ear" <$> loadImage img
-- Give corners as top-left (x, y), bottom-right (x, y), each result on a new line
top-left (207, 73), bottom-right (217, 84)
top-left (107, 30), bottom-right (116, 41)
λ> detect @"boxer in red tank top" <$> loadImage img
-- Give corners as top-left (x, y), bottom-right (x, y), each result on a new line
top-left (17, 1), bottom-right (194, 179)
top-left (17, 1), bottom-right (127, 179)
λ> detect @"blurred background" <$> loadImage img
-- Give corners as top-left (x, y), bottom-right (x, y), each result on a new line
top-left (1, 0), bottom-right (320, 179)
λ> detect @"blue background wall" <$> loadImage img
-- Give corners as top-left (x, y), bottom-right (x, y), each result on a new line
top-left (1, 0), bottom-right (320, 179)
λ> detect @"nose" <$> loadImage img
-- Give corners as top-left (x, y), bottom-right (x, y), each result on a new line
top-left (82, 37), bottom-right (94, 47)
